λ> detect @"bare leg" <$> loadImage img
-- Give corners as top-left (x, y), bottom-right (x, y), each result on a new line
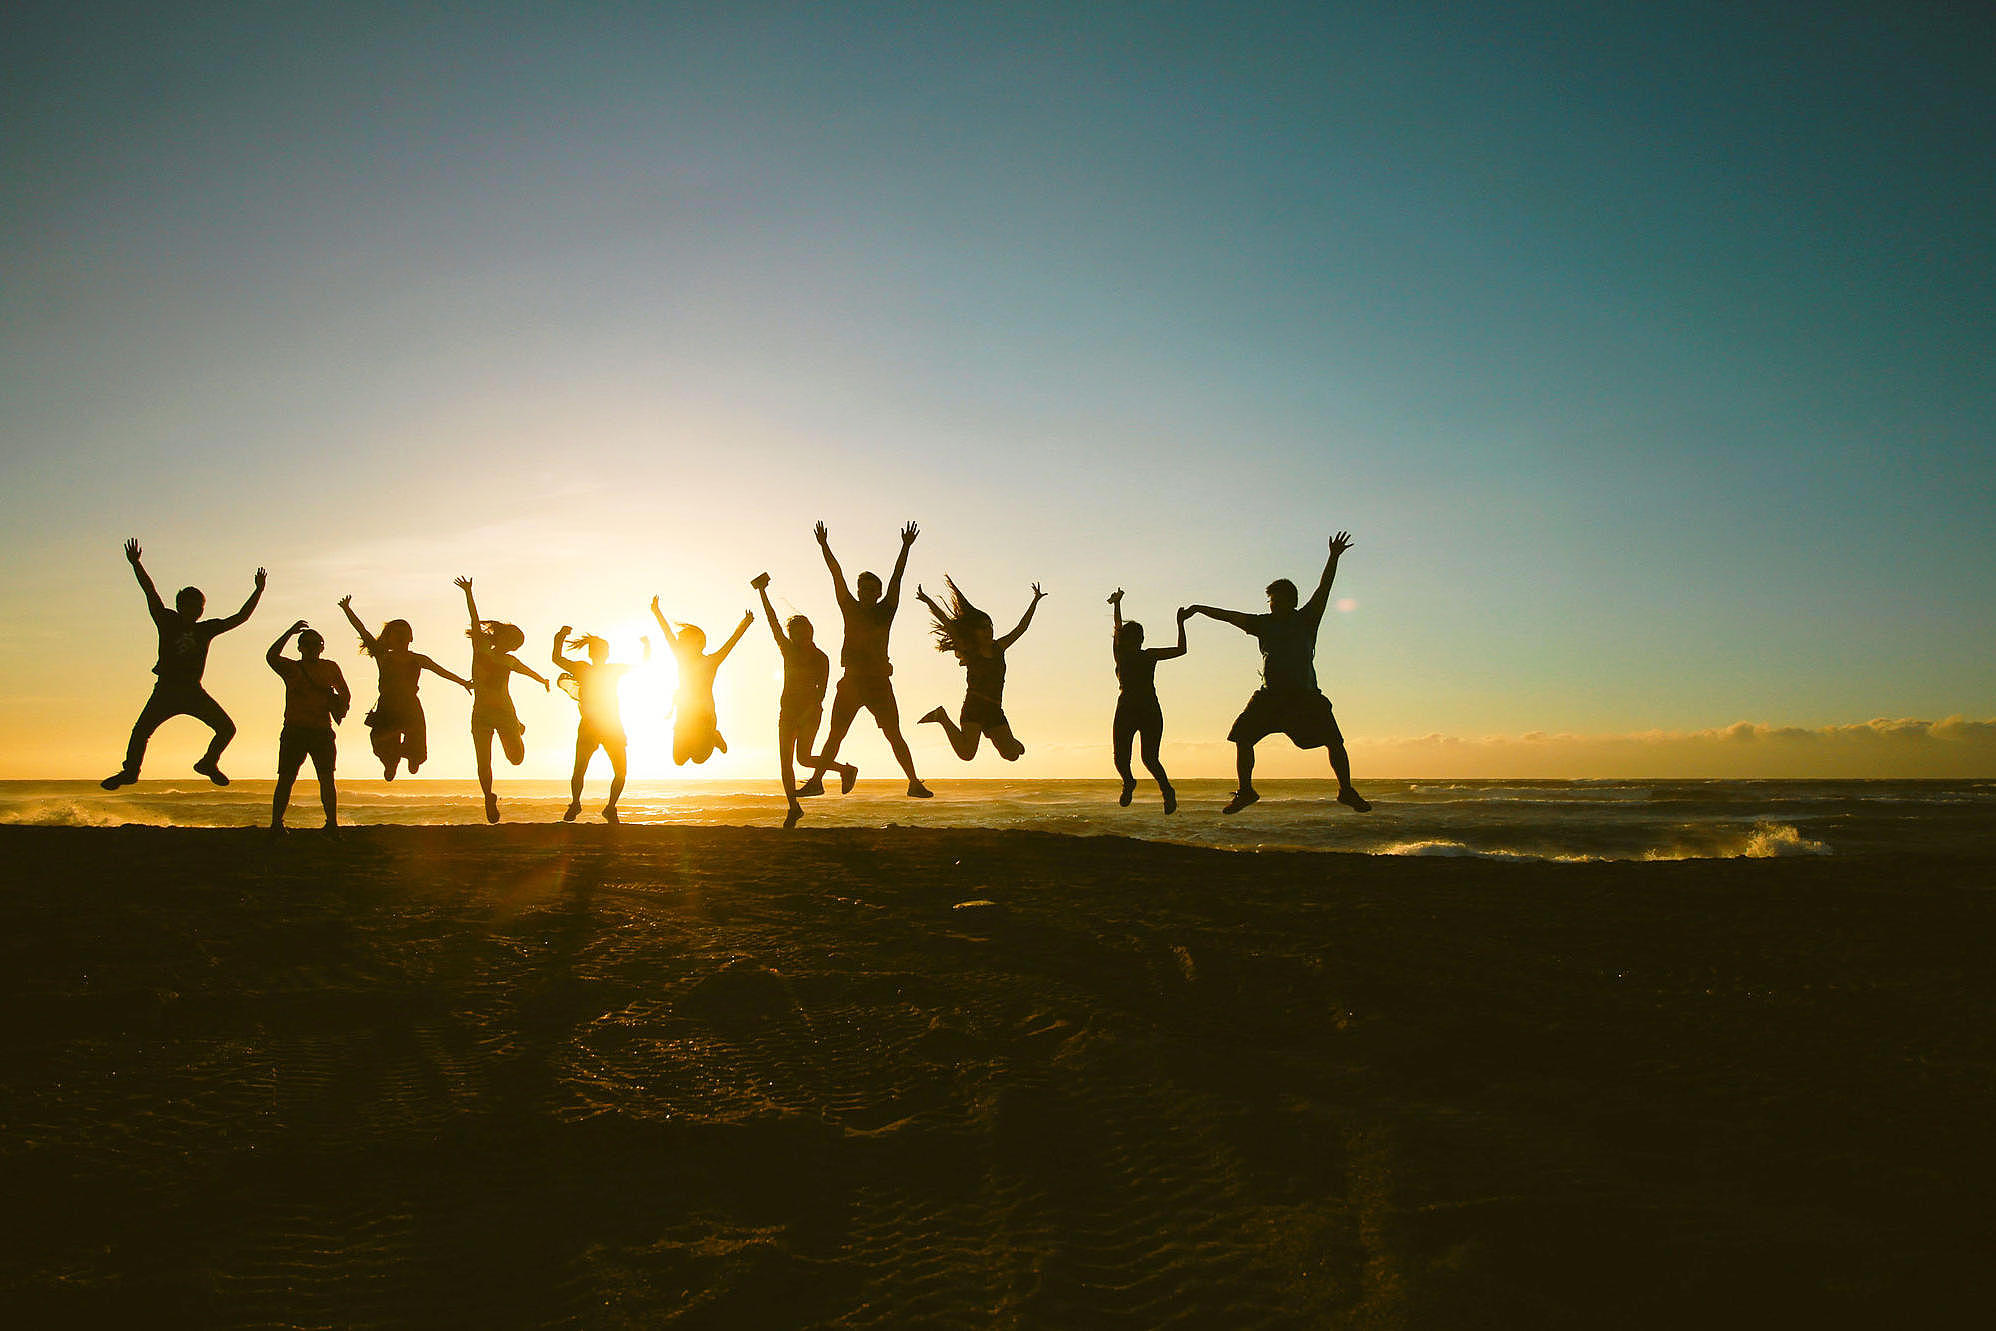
top-left (311, 747), bottom-right (338, 828)
top-left (986, 721), bottom-right (1024, 762)
top-left (921, 705), bottom-right (983, 761)
top-left (474, 727), bottom-right (496, 796)
top-left (795, 711), bottom-right (856, 792)
top-left (804, 688), bottom-right (862, 793)
top-left (604, 738), bottom-right (628, 820)
top-left (1139, 722), bottom-right (1174, 812)
top-left (779, 721), bottom-right (804, 826)
top-left (1328, 740), bottom-right (1370, 811)
top-left (1223, 741), bottom-right (1260, 814)
top-left (113, 688), bottom-right (182, 782)
top-left (272, 759), bottom-right (300, 828)
top-left (869, 691), bottom-right (929, 795)
top-left (566, 729), bottom-right (591, 819)
top-left (1112, 708), bottom-right (1137, 805)
top-left (185, 689), bottom-right (237, 776)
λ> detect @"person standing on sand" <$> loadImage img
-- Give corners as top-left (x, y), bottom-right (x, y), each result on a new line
top-left (753, 572), bottom-right (858, 829)
top-left (553, 626), bottom-right (646, 823)
top-left (802, 521), bottom-right (933, 799)
top-left (456, 577), bottom-right (550, 824)
top-left (337, 596), bottom-right (471, 780)
top-left (1108, 590), bottom-right (1190, 812)
top-left (1185, 532), bottom-right (1371, 815)
top-left (914, 577), bottom-right (1044, 763)
top-left (649, 596), bottom-right (753, 767)
top-left (266, 620), bottom-right (349, 832)
top-left (102, 539), bottom-right (266, 790)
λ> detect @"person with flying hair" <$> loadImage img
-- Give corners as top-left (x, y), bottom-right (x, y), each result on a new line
top-left (914, 576), bottom-right (1045, 763)
top-left (455, 576), bottom-right (549, 823)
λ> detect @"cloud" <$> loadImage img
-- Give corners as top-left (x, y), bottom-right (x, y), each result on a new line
top-left (1351, 716), bottom-right (1996, 778)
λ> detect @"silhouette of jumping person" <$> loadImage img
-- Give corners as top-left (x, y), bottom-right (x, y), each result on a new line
top-left (1187, 532), bottom-right (1370, 815)
top-left (802, 521), bottom-right (932, 798)
top-left (754, 572), bottom-right (858, 828)
top-left (1108, 589), bottom-right (1189, 812)
top-left (267, 620), bottom-right (349, 831)
top-left (554, 626), bottom-right (646, 823)
top-left (337, 596), bottom-right (471, 780)
top-left (102, 539), bottom-right (265, 789)
top-left (915, 578), bottom-right (1044, 762)
top-left (456, 576), bottom-right (550, 823)
top-left (650, 595), bottom-right (752, 766)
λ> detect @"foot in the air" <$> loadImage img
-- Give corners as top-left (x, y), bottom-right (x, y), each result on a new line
top-left (918, 706), bottom-right (948, 726)
top-left (908, 780), bottom-right (934, 799)
top-left (783, 803), bottom-right (803, 829)
top-left (562, 801), bottom-right (581, 822)
top-left (1119, 779), bottom-right (1136, 807)
top-left (192, 758), bottom-right (230, 787)
top-left (797, 775), bottom-right (826, 797)
top-left (1337, 787), bottom-right (1372, 813)
top-left (1162, 785), bottom-right (1177, 815)
top-left (268, 821), bottom-right (285, 834)
top-left (484, 793), bottom-right (500, 824)
top-left (382, 765), bottom-right (396, 782)
top-left (101, 768), bottom-right (138, 791)
top-left (602, 805), bottom-right (620, 824)
top-left (839, 764), bottom-right (859, 794)
top-left (1222, 788), bottom-right (1259, 815)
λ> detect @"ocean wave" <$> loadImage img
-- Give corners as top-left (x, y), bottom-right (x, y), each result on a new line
top-left (1641, 821), bottom-right (1831, 861)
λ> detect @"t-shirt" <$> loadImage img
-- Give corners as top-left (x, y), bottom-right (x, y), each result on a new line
top-left (780, 639), bottom-right (831, 712)
top-left (1114, 644), bottom-right (1159, 697)
top-left (152, 611), bottom-right (226, 686)
top-left (671, 642), bottom-right (721, 711)
top-left (839, 599), bottom-right (895, 677)
top-left (271, 657), bottom-right (348, 729)
top-left (1247, 602), bottom-right (1326, 694)
top-left (564, 661), bottom-right (631, 734)
top-left (964, 648), bottom-right (1006, 704)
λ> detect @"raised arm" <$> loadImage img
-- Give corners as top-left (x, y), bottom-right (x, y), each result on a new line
top-left (1109, 588), bottom-right (1124, 646)
top-left (268, 619), bottom-right (306, 670)
top-left (648, 595), bottom-right (681, 649)
top-left (215, 566), bottom-right (267, 631)
top-left (338, 596), bottom-right (378, 653)
top-left (455, 576), bottom-right (481, 631)
top-left (510, 657), bottom-right (551, 690)
top-left (883, 521), bottom-right (918, 612)
top-left (753, 577), bottom-right (788, 648)
top-left (815, 521), bottom-right (854, 608)
top-left (416, 654), bottom-right (472, 691)
top-left (1150, 608), bottom-right (1190, 661)
top-left (1186, 604), bottom-right (1256, 632)
top-left (552, 626), bottom-right (581, 671)
top-left (124, 539), bottom-right (167, 618)
top-left (997, 582), bottom-right (1045, 650)
top-left (1303, 531), bottom-right (1354, 620)
top-left (714, 611), bottom-right (754, 663)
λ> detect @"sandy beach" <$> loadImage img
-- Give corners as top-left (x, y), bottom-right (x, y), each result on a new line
top-left (1, 825), bottom-right (1992, 1327)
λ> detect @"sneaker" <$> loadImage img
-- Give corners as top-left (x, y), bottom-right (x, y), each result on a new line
top-left (562, 802), bottom-right (581, 822)
top-left (1119, 779), bottom-right (1136, 808)
top-left (783, 804), bottom-right (804, 830)
top-left (1162, 785), bottom-right (1177, 815)
top-left (1337, 787), bottom-right (1372, 813)
top-left (602, 805), bottom-right (620, 824)
top-left (908, 780), bottom-right (934, 799)
top-left (192, 758), bottom-right (230, 787)
top-left (1221, 789), bottom-right (1259, 815)
top-left (100, 769), bottom-right (138, 791)
top-left (797, 776), bottom-right (826, 798)
top-left (484, 793), bottom-right (500, 824)
top-left (839, 764), bottom-right (859, 795)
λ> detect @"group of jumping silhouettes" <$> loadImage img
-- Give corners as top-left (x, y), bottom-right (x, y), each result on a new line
top-left (100, 524), bottom-right (1371, 830)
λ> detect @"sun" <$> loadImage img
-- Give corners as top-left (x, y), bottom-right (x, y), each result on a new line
top-left (602, 617), bottom-right (678, 771)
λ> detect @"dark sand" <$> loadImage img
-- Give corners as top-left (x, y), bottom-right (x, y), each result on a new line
top-left (1, 826), bottom-right (1992, 1327)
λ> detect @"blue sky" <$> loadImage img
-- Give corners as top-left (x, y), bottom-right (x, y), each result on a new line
top-left (3, 1), bottom-right (1991, 777)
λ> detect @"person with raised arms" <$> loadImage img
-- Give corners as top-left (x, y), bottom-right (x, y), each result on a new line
top-left (455, 576), bottom-right (550, 823)
top-left (1185, 532), bottom-right (1371, 816)
top-left (553, 626), bottom-right (646, 823)
top-left (801, 521), bottom-right (932, 799)
top-left (1108, 589), bottom-right (1189, 813)
top-left (649, 595), bottom-right (753, 767)
top-left (753, 572), bottom-right (857, 829)
top-left (102, 538), bottom-right (265, 790)
top-left (914, 577), bottom-right (1044, 763)
top-left (338, 595), bottom-right (471, 781)
top-left (266, 620), bottom-right (350, 832)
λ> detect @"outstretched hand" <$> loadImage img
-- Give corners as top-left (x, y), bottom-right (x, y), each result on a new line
top-left (338, 595), bottom-right (353, 609)
top-left (650, 594), bottom-right (662, 615)
top-left (124, 538), bottom-right (142, 564)
top-left (1177, 606), bottom-right (1191, 621)
top-left (814, 521), bottom-right (829, 545)
top-left (253, 567), bottom-right (267, 589)
top-left (1030, 582), bottom-right (1045, 601)
top-left (750, 571), bottom-right (770, 591)
top-left (1330, 531), bottom-right (1355, 556)
top-left (454, 576), bottom-right (472, 591)
top-left (1108, 588), bottom-right (1123, 604)
top-left (901, 521), bottom-right (919, 546)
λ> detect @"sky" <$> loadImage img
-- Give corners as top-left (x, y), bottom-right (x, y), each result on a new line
top-left (2, 0), bottom-right (1992, 781)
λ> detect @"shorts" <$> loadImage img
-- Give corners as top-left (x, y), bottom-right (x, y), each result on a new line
top-left (278, 723), bottom-right (337, 775)
top-left (1227, 689), bottom-right (1343, 749)
top-left (780, 700), bottom-right (824, 736)
top-left (833, 672), bottom-right (899, 719)
top-left (1114, 692), bottom-right (1163, 734)
top-left (472, 698), bottom-right (524, 739)
top-left (961, 691), bottom-right (1008, 731)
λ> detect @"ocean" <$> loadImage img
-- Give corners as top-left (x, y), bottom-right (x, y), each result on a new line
top-left (4, 778), bottom-right (1991, 860)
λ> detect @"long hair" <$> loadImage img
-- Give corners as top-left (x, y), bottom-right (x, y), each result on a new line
top-left (928, 576), bottom-right (993, 659)
top-left (362, 618), bottom-right (413, 657)
top-left (470, 620), bottom-right (525, 653)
